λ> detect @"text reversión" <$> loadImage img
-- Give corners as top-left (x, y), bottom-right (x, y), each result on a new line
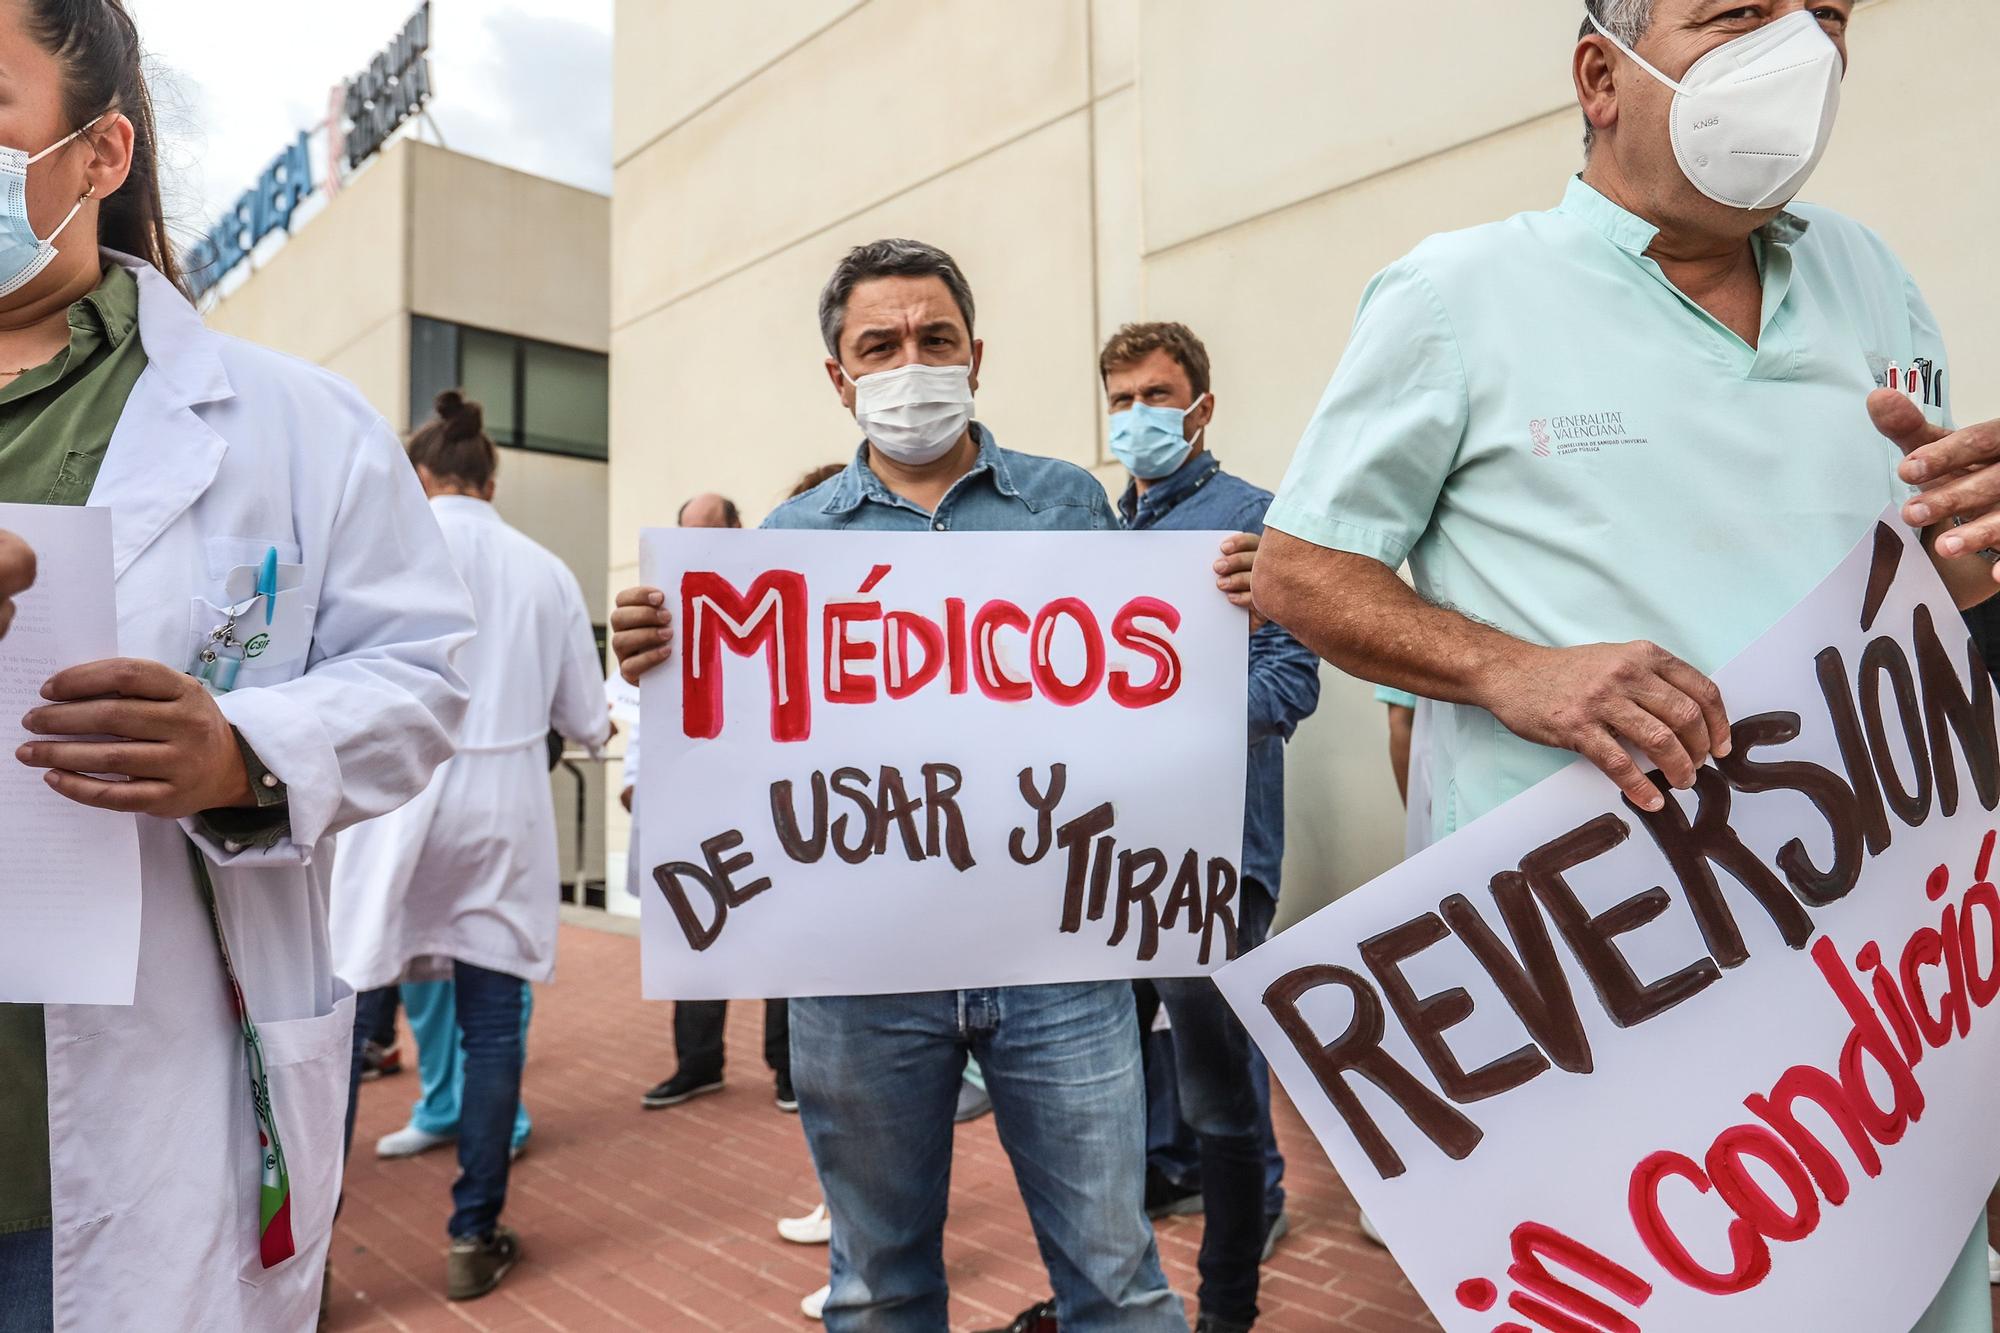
top-left (679, 565), bottom-right (1187, 742)
top-left (1265, 598), bottom-right (1999, 1181)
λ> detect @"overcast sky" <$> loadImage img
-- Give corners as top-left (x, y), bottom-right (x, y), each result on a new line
top-left (126, 0), bottom-right (612, 241)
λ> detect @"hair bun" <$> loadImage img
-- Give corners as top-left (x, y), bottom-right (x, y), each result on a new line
top-left (434, 389), bottom-right (483, 441)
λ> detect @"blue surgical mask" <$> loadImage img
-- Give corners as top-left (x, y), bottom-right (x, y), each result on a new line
top-left (1109, 395), bottom-right (1208, 480)
top-left (0, 123), bottom-right (95, 301)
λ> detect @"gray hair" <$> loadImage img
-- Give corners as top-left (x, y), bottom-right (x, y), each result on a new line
top-left (1580, 0), bottom-right (1657, 151)
top-left (817, 238), bottom-right (977, 358)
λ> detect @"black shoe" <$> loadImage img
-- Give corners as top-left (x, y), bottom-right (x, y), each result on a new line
top-left (975, 1298), bottom-right (1057, 1333)
top-left (774, 1070), bottom-right (798, 1112)
top-left (640, 1069), bottom-right (723, 1109)
top-left (445, 1225), bottom-right (520, 1301)
top-left (1143, 1166), bottom-right (1204, 1219)
top-left (1195, 1317), bottom-right (1253, 1333)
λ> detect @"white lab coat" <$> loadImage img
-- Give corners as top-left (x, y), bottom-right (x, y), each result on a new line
top-left (618, 706), bottom-right (642, 899)
top-left (40, 255), bottom-right (473, 1332)
top-left (332, 497), bottom-right (610, 990)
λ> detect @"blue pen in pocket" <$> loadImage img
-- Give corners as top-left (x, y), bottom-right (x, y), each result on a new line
top-left (257, 546), bottom-right (279, 625)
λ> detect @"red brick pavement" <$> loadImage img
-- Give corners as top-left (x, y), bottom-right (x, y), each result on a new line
top-left (329, 921), bottom-right (2000, 1332)
top-left (330, 921), bottom-right (1436, 1332)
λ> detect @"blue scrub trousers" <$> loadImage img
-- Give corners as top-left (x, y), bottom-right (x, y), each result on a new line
top-left (402, 978), bottom-right (533, 1150)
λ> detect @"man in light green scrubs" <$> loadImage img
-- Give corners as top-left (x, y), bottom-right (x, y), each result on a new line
top-left (1253, 2), bottom-right (2000, 1326)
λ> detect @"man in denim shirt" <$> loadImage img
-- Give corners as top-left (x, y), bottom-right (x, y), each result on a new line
top-left (613, 240), bottom-right (1261, 1333)
top-left (1102, 323), bottom-right (1321, 1333)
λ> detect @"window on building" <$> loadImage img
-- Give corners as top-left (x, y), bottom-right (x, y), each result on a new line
top-left (409, 316), bottom-right (608, 461)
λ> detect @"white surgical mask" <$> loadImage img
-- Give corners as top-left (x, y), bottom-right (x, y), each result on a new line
top-left (843, 361), bottom-right (974, 466)
top-left (0, 124), bottom-right (95, 300)
top-left (1590, 10), bottom-right (1842, 211)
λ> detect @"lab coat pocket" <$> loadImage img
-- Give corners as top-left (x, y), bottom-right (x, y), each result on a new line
top-left (237, 982), bottom-right (353, 1287)
top-left (188, 587), bottom-right (315, 676)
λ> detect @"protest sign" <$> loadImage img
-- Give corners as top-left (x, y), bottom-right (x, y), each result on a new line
top-left (1217, 510), bottom-right (2000, 1332)
top-left (637, 529), bottom-right (1247, 999)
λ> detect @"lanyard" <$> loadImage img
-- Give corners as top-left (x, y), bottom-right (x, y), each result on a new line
top-left (184, 840), bottom-right (296, 1269)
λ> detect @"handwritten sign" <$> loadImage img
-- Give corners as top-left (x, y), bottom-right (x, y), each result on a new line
top-left (1217, 510), bottom-right (2000, 1333)
top-left (638, 529), bottom-right (1248, 999)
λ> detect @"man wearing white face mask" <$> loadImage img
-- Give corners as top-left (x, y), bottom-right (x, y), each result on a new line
top-left (613, 239), bottom-right (1264, 1333)
top-left (1251, 3), bottom-right (2000, 1328)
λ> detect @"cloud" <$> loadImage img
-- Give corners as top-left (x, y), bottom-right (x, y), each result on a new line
top-left (124, 0), bottom-right (610, 242)
top-left (423, 5), bottom-right (613, 195)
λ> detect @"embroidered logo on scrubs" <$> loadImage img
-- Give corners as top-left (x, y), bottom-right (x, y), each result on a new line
top-left (244, 633), bottom-right (270, 659)
top-left (1869, 356), bottom-right (1946, 410)
top-left (1527, 412), bottom-right (1650, 458)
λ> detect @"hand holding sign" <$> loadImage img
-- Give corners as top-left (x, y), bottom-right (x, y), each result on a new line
top-left (611, 585), bottom-right (675, 685)
top-left (1480, 638), bottom-right (1732, 812)
top-left (1883, 391), bottom-right (2000, 580)
top-left (0, 529), bottom-right (31, 640)
top-left (1219, 509), bottom-right (2000, 1332)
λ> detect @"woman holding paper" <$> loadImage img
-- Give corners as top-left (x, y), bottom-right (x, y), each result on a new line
top-left (0, 4), bottom-right (472, 1331)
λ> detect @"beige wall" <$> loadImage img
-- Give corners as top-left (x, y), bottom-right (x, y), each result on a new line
top-left (609, 0), bottom-right (2000, 922)
top-left (204, 139), bottom-right (613, 615)
top-left (205, 138), bottom-right (616, 886)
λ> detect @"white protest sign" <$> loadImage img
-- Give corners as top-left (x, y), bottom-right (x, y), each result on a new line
top-left (1217, 510), bottom-right (2000, 1333)
top-left (638, 529), bottom-right (1247, 999)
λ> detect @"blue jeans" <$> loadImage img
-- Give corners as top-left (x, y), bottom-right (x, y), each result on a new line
top-left (403, 980), bottom-right (533, 1150)
top-left (0, 1228), bottom-right (52, 1333)
top-left (1143, 884), bottom-right (1286, 1220)
top-left (347, 962), bottom-right (525, 1239)
top-left (1151, 988), bottom-right (1260, 1325)
top-left (791, 982), bottom-right (1181, 1333)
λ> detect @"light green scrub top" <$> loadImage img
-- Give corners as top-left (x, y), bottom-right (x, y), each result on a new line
top-left (1376, 685), bottom-right (1418, 710)
top-left (1270, 175), bottom-right (1946, 840)
top-left (1269, 176), bottom-right (1986, 1332)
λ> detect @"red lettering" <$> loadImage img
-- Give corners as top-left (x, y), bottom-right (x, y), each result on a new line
top-left (1628, 1150), bottom-right (1770, 1296)
top-left (945, 597), bottom-right (969, 695)
top-left (1506, 1221), bottom-right (1652, 1332)
top-left (1899, 926), bottom-right (1959, 1049)
top-left (1030, 597), bottom-right (1105, 707)
top-left (1960, 880), bottom-right (2000, 1007)
top-left (1744, 1064), bottom-right (1881, 1206)
top-left (972, 599), bottom-right (1032, 703)
top-left (884, 610), bottom-right (946, 701)
top-left (1855, 941), bottom-right (1923, 1066)
top-left (681, 570), bottom-right (811, 742)
top-left (1813, 937), bottom-right (1927, 1146)
top-left (823, 601), bottom-right (881, 706)
top-left (1706, 1124), bottom-right (1818, 1243)
top-left (1109, 596), bottom-right (1184, 709)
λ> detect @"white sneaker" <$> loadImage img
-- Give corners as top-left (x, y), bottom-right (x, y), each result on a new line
top-left (777, 1202), bottom-right (831, 1245)
top-left (1358, 1210), bottom-right (1386, 1248)
top-left (801, 1283), bottom-right (829, 1320)
top-left (375, 1123), bottom-right (454, 1159)
top-left (1988, 1245), bottom-right (1999, 1285)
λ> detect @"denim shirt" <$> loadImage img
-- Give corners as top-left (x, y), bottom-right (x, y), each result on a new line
top-left (764, 424), bottom-right (1119, 533)
top-left (1118, 452), bottom-right (1322, 900)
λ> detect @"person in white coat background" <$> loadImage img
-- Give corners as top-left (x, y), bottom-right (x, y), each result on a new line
top-left (332, 390), bottom-right (612, 1302)
top-left (0, 5), bottom-right (474, 1331)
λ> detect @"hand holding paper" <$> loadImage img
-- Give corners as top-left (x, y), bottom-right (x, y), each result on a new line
top-left (16, 657), bottom-right (254, 817)
top-left (0, 502), bottom-right (142, 1005)
top-left (0, 527), bottom-right (31, 639)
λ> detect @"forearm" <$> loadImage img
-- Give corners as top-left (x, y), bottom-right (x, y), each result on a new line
top-left (1250, 529), bottom-right (1533, 710)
